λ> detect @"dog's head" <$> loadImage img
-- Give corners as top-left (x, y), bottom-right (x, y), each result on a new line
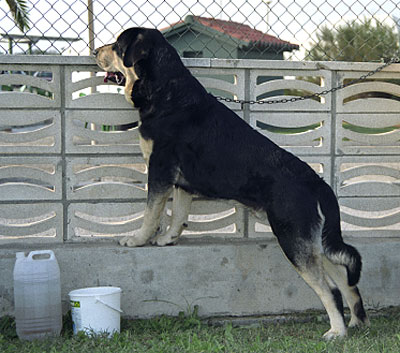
top-left (94, 28), bottom-right (164, 103)
top-left (95, 27), bottom-right (203, 111)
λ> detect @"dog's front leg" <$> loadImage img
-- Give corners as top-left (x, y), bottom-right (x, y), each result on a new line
top-left (120, 152), bottom-right (173, 247)
top-left (119, 188), bottom-right (171, 247)
top-left (151, 187), bottom-right (192, 246)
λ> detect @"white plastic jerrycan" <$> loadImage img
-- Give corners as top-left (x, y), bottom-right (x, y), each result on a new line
top-left (13, 250), bottom-right (62, 340)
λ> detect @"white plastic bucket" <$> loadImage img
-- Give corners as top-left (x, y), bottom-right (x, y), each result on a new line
top-left (68, 287), bottom-right (122, 336)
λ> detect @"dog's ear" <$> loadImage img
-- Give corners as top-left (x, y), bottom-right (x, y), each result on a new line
top-left (123, 33), bottom-right (150, 68)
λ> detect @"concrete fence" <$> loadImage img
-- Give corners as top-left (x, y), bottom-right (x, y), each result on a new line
top-left (0, 56), bottom-right (399, 319)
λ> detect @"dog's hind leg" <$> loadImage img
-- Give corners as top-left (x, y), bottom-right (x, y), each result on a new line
top-left (297, 262), bottom-right (347, 340)
top-left (277, 239), bottom-right (347, 340)
top-left (322, 257), bottom-right (369, 328)
top-left (151, 187), bottom-right (193, 246)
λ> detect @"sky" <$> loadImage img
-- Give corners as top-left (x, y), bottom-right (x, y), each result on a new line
top-left (0, 0), bottom-right (399, 59)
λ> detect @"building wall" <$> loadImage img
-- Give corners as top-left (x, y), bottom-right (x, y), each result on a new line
top-left (165, 31), bottom-right (288, 60)
top-left (237, 48), bottom-right (284, 60)
top-left (165, 31), bottom-right (237, 59)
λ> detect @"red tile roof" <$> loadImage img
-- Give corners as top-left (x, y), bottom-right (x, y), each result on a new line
top-left (194, 16), bottom-right (297, 48)
top-left (162, 16), bottom-right (299, 51)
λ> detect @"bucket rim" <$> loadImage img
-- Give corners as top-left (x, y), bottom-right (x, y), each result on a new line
top-left (68, 286), bottom-right (121, 297)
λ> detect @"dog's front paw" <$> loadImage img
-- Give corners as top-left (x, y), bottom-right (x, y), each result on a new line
top-left (119, 231), bottom-right (148, 247)
top-left (150, 232), bottom-right (178, 246)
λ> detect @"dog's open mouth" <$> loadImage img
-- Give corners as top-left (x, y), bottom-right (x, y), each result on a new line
top-left (104, 71), bottom-right (126, 86)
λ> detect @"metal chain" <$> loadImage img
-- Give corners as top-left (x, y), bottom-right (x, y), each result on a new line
top-left (215, 56), bottom-right (400, 106)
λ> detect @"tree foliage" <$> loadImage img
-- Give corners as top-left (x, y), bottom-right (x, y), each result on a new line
top-left (6, 0), bottom-right (30, 32)
top-left (307, 18), bottom-right (399, 62)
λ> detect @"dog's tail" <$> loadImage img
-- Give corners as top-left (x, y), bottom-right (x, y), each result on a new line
top-left (318, 183), bottom-right (362, 287)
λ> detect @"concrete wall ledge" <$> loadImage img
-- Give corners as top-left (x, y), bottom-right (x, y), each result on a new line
top-left (1, 238), bottom-right (399, 319)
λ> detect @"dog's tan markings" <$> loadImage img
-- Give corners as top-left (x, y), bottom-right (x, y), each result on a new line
top-left (119, 189), bottom-right (172, 247)
top-left (322, 257), bottom-right (370, 328)
top-left (95, 43), bottom-right (138, 105)
top-left (151, 187), bottom-right (193, 246)
top-left (139, 135), bottom-right (154, 165)
top-left (121, 68), bottom-right (137, 105)
top-left (94, 44), bottom-right (114, 71)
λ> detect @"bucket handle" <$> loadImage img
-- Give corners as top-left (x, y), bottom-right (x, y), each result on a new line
top-left (95, 297), bottom-right (123, 313)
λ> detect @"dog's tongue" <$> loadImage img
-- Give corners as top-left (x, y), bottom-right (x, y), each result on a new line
top-left (104, 72), bottom-right (116, 83)
top-left (104, 72), bottom-right (126, 86)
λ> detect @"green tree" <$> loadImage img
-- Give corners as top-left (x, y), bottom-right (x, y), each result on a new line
top-left (307, 18), bottom-right (399, 62)
top-left (6, 0), bottom-right (30, 32)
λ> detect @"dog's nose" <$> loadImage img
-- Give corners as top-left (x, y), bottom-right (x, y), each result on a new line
top-left (92, 49), bottom-right (98, 56)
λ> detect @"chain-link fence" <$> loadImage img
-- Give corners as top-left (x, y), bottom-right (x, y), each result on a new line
top-left (0, 0), bottom-right (399, 61)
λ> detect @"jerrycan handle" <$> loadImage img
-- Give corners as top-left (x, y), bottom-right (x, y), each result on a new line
top-left (28, 250), bottom-right (55, 261)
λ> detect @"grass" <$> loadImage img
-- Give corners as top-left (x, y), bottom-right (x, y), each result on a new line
top-left (1, 307), bottom-right (399, 353)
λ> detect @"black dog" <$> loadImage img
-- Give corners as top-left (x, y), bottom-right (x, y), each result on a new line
top-left (95, 28), bottom-right (369, 339)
